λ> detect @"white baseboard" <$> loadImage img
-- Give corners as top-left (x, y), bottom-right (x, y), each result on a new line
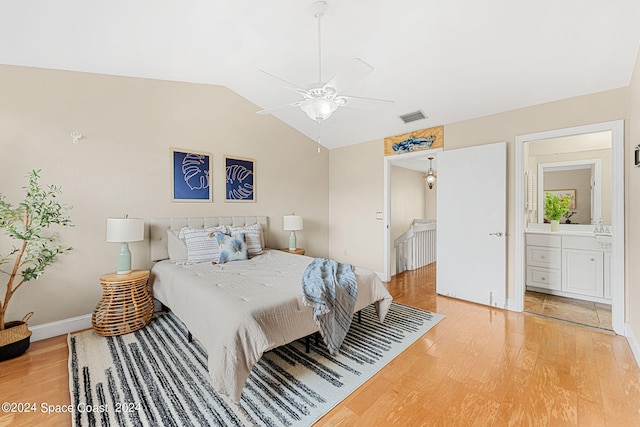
top-left (626, 323), bottom-right (640, 370)
top-left (30, 314), bottom-right (92, 342)
top-left (504, 297), bottom-right (522, 312)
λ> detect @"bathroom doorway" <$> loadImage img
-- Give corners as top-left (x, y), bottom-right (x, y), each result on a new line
top-left (514, 120), bottom-right (624, 334)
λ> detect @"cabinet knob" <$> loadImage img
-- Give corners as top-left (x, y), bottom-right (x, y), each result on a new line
top-left (541, 277), bottom-right (546, 281)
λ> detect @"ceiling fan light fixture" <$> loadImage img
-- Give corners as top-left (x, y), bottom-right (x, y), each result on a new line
top-left (255, 1), bottom-right (393, 124)
top-left (300, 97), bottom-right (338, 121)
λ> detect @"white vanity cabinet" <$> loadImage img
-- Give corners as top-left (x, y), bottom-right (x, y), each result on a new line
top-left (526, 232), bottom-right (610, 303)
top-left (525, 234), bottom-right (561, 291)
top-left (562, 235), bottom-right (604, 298)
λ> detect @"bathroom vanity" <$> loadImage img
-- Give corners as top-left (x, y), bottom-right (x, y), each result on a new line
top-left (525, 230), bottom-right (611, 303)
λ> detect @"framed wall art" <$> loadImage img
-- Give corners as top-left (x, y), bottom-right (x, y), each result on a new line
top-left (225, 156), bottom-right (255, 202)
top-left (384, 125), bottom-right (444, 156)
top-left (171, 148), bottom-right (212, 202)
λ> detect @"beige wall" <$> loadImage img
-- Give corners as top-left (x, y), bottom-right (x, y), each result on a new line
top-left (390, 165), bottom-right (426, 273)
top-left (426, 180), bottom-right (437, 219)
top-left (329, 87), bottom-right (629, 305)
top-left (0, 65), bottom-right (329, 326)
top-left (628, 47), bottom-right (640, 339)
top-left (328, 140), bottom-right (384, 271)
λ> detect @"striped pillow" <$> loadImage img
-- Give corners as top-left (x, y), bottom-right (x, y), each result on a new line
top-left (229, 224), bottom-right (264, 256)
top-left (180, 226), bottom-right (227, 264)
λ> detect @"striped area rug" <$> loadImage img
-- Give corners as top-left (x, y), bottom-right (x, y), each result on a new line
top-left (69, 303), bottom-right (443, 426)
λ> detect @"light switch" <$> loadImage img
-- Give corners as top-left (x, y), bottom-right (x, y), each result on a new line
top-left (375, 212), bottom-right (383, 220)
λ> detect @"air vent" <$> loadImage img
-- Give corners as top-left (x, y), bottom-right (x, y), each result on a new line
top-left (398, 110), bottom-right (427, 124)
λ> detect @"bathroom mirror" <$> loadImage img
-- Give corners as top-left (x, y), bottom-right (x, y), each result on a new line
top-left (525, 131), bottom-right (612, 226)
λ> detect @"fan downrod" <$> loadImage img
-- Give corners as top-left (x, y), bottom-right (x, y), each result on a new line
top-left (309, 1), bottom-right (327, 18)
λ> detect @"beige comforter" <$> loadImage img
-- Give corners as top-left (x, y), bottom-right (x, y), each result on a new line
top-left (151, 249), bottom-right (393, 403)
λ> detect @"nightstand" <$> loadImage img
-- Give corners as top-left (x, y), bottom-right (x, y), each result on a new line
top-left (280, 248), bottom-right (305, 255)
top-left (92, 269), bottom-right (154, 337)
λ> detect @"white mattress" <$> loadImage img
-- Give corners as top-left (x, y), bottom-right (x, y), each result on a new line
top-left (151, 249), bottom-right (392, 403)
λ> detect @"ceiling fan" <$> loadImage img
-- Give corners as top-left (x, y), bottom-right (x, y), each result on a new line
top-left (256, 1), bottom-right (394, 122)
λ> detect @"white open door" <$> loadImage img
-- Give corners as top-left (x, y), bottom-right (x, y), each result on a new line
top-left (436, 142), bottom-right (507, 307)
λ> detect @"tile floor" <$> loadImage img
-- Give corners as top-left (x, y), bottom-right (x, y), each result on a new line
top-left (524, 290), bottom-right (612, 330)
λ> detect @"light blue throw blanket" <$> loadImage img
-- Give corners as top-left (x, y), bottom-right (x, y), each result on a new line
top-left (302, 258), bottom-right (358, 355)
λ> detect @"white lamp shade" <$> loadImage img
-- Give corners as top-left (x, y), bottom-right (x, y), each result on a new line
top-left (283, 215), bottom-right (303, 231)
top-left (300, 98), bottom-right (338, 122)
top-left (106, 218), bottom-right (145, 243)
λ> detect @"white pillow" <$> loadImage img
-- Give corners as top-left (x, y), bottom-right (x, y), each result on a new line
top-left (229, 224), bottom-right (264, 256)
top-left (180, 226), bottom-right (228, 264)
top-left (167, 229), bottom-right (188, 263)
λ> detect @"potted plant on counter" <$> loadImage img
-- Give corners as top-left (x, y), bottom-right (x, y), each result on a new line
top-left (544, 192), bottom-right (573, 232)
top-left (0, 170), bottom-right (73, 361)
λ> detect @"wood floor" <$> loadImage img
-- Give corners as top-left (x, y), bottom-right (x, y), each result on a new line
top-left (1, 263), bottom-right (639, 426)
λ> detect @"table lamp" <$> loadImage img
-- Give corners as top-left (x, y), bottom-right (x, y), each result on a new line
top-left (283, 215), bottom-right (303, 250)
top-left (106, 216), bottom-right (144, 274)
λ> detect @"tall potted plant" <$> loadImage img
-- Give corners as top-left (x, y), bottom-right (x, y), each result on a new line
top-left (0, 170), bottom-right (72, 360)
top-left (544, 192), bottom-right (573, 231)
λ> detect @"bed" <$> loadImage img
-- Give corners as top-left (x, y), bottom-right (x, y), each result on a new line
top-left (148, 216), bottom-right (393, 403)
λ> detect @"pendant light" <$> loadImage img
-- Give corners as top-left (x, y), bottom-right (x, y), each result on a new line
top-left (425, 157), bottom-right (436, 189)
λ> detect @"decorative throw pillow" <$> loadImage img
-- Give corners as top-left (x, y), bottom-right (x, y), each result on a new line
top-left (181, 226), bottom-right (227, 264)
top-left (229, 223), bottom-right (264, 256)
top-left (215, 232), bottom-right (248, 264)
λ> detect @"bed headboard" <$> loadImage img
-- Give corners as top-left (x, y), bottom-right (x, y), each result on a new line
top-left (149, 216), bottom-right (269, 262)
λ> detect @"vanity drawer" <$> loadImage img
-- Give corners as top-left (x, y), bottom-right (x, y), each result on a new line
top-left (526, 233), bottom-right (561, 248)
top-left (562, 235), bottom-right (600, 251)
top-left (526, 266), bottom-right (561, 291)
top-left (526, 246), bottom-right (561, 268)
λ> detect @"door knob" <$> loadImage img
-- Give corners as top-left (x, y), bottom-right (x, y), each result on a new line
top-left (489, 232), bottom-right (504, 237)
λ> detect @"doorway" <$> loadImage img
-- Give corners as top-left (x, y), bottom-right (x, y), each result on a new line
top-left (383, 142), bottom-right (508, 311)
top-left (514, 120), bottom-right (624, 335)
top-left (383, 148), bottom-right (441, 282)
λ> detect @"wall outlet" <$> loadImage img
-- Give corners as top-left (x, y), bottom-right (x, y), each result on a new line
top-left (376, 212), bottom-right (383, 220)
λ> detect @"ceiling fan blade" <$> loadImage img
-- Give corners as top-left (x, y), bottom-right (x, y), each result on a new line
top-left (340, 95), bottom-right (394, 111)
top-left (324, 58), bottom-right (374, 94)
top-left (255, 70), bottom-right (309, 97)
top-left (256, 101), bottom-right (303, 115)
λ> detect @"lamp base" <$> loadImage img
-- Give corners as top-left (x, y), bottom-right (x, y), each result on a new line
top-left (288, 231), bottom-right (297, 251)
top-left (117, 242), bottom-right (132, 275)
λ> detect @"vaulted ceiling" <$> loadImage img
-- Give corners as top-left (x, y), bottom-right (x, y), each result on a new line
top-left (1, 0), bottom-right (639, 149)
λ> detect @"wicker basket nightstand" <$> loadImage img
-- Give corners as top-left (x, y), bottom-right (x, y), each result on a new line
top-left (92, 270), bottom-right (153, 337)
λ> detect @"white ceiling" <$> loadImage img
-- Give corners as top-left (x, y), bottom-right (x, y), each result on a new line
top-left (1, 0), bottom-right (639, 150)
